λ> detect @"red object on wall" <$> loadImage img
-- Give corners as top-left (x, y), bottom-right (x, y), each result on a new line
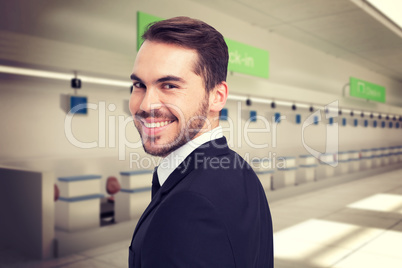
top-left (106, 176), bottom-right (121, 195)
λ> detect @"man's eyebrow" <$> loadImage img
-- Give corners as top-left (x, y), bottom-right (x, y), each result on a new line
top-left (130, 74), bottom-right (143, 83)
top-left (131, 74), bottom-right (186, 85)
top-left (156, 76), bottom-right (186, 84)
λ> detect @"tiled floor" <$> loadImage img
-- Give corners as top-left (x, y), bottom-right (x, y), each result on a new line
top-left (272, 168), bottom-right (402, 268)
top-left (1, 169), bottom-right (402, 268)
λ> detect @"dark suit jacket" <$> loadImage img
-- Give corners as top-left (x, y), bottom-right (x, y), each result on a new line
top-left (129, 137), bottom-right (273, 267)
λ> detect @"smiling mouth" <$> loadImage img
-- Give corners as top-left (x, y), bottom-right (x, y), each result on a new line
top-left (142, 120), bottom-right (174, 128)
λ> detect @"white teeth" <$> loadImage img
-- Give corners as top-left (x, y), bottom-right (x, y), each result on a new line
top-left (144, 120), bottom-right (172, 128)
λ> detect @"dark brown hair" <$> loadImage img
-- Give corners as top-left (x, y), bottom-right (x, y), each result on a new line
top-left (142, 16), bottom-right (228, 92)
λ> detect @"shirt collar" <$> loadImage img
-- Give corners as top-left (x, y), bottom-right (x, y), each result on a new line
top-left (157, 126), bottom-right (223, 186)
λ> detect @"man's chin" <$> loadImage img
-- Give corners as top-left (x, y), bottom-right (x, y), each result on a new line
top-left (142, 137), bottom-right (187, 158)
top-left (143, 147), bottom-right (162, 157)
top-left (142, 141), bottom-right (171, 157)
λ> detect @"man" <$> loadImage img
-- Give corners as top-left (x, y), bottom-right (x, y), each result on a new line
top-left (128, 16), bottom-right (273, 267)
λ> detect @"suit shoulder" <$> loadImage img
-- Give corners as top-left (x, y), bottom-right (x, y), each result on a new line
top-left (192, 148), bottom-right (257, 176)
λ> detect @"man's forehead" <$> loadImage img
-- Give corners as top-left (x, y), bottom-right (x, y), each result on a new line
top-left (132, 41), bottom-right (200, 81)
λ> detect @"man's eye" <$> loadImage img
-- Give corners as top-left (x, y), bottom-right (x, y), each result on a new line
top-left (133, 82), bottom-right (146, 89)
top-left (162, 84), bottom-right (177, 89)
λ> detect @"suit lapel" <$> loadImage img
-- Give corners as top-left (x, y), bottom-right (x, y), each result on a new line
top-left (132, 137), bottom-right (229, 238)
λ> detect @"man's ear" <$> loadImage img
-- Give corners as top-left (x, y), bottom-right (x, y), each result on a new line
top-left (209, 82), bottom-right (228, 113)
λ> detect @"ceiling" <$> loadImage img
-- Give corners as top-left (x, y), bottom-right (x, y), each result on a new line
top-left (0, 0), bottom-right (401, 83)
top-left (191, 0), bottom-right (402, 83)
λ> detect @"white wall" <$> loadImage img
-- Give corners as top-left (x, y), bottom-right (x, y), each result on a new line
top-left (0, 0), bottom-right (401, 172)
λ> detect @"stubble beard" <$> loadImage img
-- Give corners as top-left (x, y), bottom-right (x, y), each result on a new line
top-left (135, 95), bottom-right (209, 157)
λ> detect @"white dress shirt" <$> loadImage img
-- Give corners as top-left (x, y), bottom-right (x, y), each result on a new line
top-left (157, 126), bottom-right (223, 186)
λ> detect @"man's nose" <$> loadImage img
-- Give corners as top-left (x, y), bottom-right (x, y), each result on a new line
top-left (140, 87), bottom-right (162, 113)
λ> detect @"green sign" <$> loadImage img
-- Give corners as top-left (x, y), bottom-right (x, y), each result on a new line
top-left (350, 77), bottom-right (385, 103)
top-left (137, 12), bottom-right (163, 50)
top-left (137, 11), bottom-right (269, 79)
top-left (225, 38), bottom-right (269, 78)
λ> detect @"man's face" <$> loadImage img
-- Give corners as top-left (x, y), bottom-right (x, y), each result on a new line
top-left (129, 41), bottom-right (211, 157)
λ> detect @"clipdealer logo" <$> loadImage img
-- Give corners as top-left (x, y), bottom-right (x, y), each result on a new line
top-left (64, 100), bottom-right (339, 166)
top-left (302, 101), bottom-right (339, 167)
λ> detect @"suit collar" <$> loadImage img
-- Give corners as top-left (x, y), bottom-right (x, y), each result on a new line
top-left (160, 136), bottom-right (229, 194)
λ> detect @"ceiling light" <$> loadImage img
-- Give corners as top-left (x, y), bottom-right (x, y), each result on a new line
top-left (366, 0), bottom-right (402, 29)
top-left (0, 65), bottom-right (131, 88)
